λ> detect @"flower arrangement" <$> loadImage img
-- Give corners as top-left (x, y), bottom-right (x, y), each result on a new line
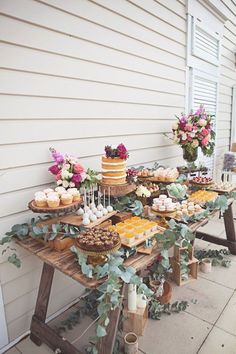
top-left (126, 168), bottom-right (138, 183)
top-left (135, 185), bottom-right (151, 198)
top-left (104, 143), bottom-right (129, 160)
top-left (171, 105), bottom-right (215, 160)
top-left (48, 148), bottom-right (98, 189)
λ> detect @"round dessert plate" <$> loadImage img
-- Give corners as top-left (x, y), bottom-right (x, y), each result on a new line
top-left (28, 199), bottom-right (82, 214)
top-left (147, 177), bottom-right (177, 184)
top-left (151, 207), bottom-right (176, 217)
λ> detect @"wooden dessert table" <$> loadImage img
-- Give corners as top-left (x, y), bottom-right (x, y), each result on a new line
top-left (15, 198), bottom-right (236, 354)
top-left (15, 236), bottom-right (161, 354)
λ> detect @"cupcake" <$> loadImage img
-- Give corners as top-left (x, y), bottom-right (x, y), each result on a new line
top-left (35, 191), bottom-right (46, 198)
top-left (35, 195), bottom-right (47, 207)
top-left (43, 188), bottom-right (54, 195)
top-left (67, 188), bottom-right (80, 201)
top-left (55, 187), bottom-right (66, 196)
top-left (47, 194), bottom-right (60, 208)
top-left (61, 193), bottom-right (73, 205)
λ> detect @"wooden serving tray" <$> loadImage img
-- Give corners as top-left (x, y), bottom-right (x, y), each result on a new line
top-left (147, 177), bottom-right (177, 184)
top-left (60, 210), bottom-right (117, 228)
top-left (152, 207), bottom-right (205, 222)
top-left (208, 184), bottom-right (236, 194)
top-left (190, 181), bottom-right (213, 186)
top-left (28, 199), bottom-right (82, 214)
top-left (121, 227), bottom-right (164, 248)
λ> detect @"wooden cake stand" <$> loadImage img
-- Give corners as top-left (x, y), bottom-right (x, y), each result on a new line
top-left (28, 199), bottom-right (82, 214)
top-left (99, 182), bottom-right (136, 197)
top-left (75, 239), bottom-right (121, 265)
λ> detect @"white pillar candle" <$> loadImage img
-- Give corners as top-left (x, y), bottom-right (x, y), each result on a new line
top-left (136, 293), bottom-right (147, 309)
top-left (128, 284), bottom-right (137, 311)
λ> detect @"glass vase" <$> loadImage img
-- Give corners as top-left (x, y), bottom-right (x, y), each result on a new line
top-left (182, 146), bottom-right (198, 169)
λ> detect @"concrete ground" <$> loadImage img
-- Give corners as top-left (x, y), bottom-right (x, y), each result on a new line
top-left (5, 212), bottom-right (236, 354)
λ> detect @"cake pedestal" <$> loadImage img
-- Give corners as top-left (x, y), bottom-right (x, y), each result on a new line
top-left (75, 239), bottom-right (121, 266)
top-left (99, 182), bottom-right (136, 197)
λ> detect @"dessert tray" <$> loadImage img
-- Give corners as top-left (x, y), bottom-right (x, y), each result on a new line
top-left (60, 210), bottom-right (117, 229)
top-left (208, 183), bottom-right (236, 194)
top-left (147, 177), bottom-right (177, 184)
top-left (28, 199), bottom-right (82, 214)
top-left (190, 177), bottom-right (213, 186)
top-left (120, 228), bottom-right (164, 248)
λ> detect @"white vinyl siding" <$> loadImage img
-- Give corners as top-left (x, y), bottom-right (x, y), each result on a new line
top-left (0, 0), bottom-right (186, 345)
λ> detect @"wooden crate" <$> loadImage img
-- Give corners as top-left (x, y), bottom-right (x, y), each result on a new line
top-left (174, 245), bottom-right (194, 262)
top-left (170, 257), bottom-right (198, 286)
top-left (123, 304), bottom-right (148, 336)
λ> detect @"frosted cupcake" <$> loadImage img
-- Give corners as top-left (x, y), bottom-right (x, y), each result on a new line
top-left (43, 188), bottom-right (54, 195)
top-left (55, 186), bottom-right (66, 196)
top-left (35, 195), bottom-right (47, 207)
top-left (67, 188), bottom-right (80, 201)
top-left (35, 191), bottom-right (46, 198)
top-left (47, 194), bottom-right (60, 208)
top-left (61, 193), bottom-right (73, 205)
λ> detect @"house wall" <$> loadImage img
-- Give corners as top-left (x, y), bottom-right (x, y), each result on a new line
top-left (217, 0), bottom-right (236, 161)
top-left (0, 0), bottom-right (186, 345)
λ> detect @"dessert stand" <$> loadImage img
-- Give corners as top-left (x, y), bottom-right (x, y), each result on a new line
top-left (75, 239), bottom-right (121, 266)
top-left (28, 199), bottom-right (82, 214)
top-left (99, 182), bottom-right (136, 197)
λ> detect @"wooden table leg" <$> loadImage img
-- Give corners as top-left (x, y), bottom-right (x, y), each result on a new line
top-left (30, 262), bottom-right (55, 346)
top-left (223, 203), bottom-right (236, 255)
top-left (97, 283), bottom-right (127, 354)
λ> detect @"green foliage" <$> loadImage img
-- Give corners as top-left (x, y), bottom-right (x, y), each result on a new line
top-left (148, 299), bottom-right (189, 320)
top-left (156, 220), bottom-right (194, 251)
top-left (112, 195), bottom-right (144, 216)
top-left (1, 216), bottom-right (82, 268)
top-left (195, 248), bottom-right (231, 268)
top-left (206, 195), bottom-right (229, 214)
top-left (81, 169), bottom-right (99, 189)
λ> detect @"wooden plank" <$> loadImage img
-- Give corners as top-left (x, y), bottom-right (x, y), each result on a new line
top-left (30, 263), bottom-right (54, 345)
top-left (97, 283), bottom-right (127, 354)
top-left (31, 316), bottom-right (81, 354)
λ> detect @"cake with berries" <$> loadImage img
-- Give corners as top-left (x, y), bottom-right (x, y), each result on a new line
top-left (77, 228), bottom-right (121, 252)
top-left (102, 144), bottom-right (129, 184)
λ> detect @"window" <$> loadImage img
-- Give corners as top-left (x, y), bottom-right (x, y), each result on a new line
top-left (186, 0), bottom-right (225, 174)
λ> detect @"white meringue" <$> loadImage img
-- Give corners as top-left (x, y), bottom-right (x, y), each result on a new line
top-left (97, 204), bottom-right (104, 211)
top-left (89, 214), bottom-right (97, 222)
top-left (82, 217), bottom-right (90, 225)
top-left (95, 210), bottom-right (103, 218)
top-left (107, 205), bottom-right (113, 213)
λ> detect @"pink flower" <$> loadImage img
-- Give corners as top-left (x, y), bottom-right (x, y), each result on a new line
top-left (48, 164), bottom-right (60, 175)
top-left (56, 171), bottom-right (62, 181)
top-left (117, 143), bottom-right (129, 160)
top-left (185, 124), bottom-right (193, 132)
top-left (201, 128), bottom-right (209, 136)
top-left (52, 151), bottom-right (64, 164)
top-left (201, 137), bottom-right (209, 146)
top-left (71, 173), bottom-right (82, 185)
top-left (192, 139), bottom-right (199, 148)
top-left (187, 136), bottom-right (193, 142)
top-left (73, 163), bottom-right (85, 174)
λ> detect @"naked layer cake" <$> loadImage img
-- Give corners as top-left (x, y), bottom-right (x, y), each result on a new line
top-left (101, 144), bottom-right (129, 185)
top-left (77, 228), bottom-right (120, 252)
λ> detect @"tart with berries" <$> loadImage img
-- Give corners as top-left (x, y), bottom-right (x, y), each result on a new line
top-left (191, 176), bottom-right (213, 185)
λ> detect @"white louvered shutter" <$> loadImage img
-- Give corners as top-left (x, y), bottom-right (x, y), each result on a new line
top-left (191, 71), bottom-right (218, 173)
top-left (192, 19), bottom-right (221, 66)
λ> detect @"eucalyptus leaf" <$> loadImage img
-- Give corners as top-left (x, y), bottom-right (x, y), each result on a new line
top-left (96, 324), bottom-right (107, 337)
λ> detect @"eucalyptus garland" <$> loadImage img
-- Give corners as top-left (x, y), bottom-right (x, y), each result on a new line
top-left (0, 215), bottom-right (81, 267)
top-left (70, 246), bottom-right (153, 353)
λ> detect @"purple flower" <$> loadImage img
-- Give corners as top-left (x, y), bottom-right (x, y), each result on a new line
top-left (71, 173), bottom-right (82, 184)
top-left (52, 151), bottom-right (64, 164)
top-left (48, 164), bottom-right (60, 175)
